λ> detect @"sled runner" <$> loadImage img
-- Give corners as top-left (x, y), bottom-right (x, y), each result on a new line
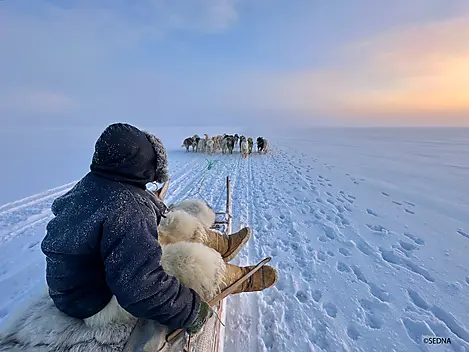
top-left (123, 177), bottom-right (272, 352)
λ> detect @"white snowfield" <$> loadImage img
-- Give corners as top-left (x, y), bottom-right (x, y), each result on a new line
top-left (0, 129), bottom-right (468, 352)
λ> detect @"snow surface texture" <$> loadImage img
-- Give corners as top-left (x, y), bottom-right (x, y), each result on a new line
top-left (1, 129), bottom-right (469, 352)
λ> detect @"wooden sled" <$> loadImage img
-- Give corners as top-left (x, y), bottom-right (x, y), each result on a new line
top-left (124, 177), bottom-right (271, 352)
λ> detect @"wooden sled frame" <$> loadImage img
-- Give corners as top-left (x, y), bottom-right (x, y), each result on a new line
top-left (125, 176), bottom-right (270, 352)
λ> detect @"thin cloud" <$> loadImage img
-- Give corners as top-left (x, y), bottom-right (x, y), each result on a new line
top-left (0, 0), bottom-right (242, 126)
top-left (228, 15), bottom-right (469, 126)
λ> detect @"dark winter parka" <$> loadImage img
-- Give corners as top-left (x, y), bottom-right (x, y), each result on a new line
top-left (41, 123), bottom-right (201, 329)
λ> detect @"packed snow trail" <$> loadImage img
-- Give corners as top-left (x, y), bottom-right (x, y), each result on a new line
top-left (223, 143), bottom-right (469, 352)
top-left (1, 137), bottom-right (469, 352)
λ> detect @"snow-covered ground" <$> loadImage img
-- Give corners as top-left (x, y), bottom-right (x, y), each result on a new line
top-left (1, 128), bottom-right (468, 351)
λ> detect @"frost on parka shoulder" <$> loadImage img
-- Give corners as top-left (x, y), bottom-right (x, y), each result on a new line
top-left (0, 198), bottom-right (226, 352)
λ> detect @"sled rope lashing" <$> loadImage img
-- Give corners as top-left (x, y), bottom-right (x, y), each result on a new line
top-left (165, 257), bottom-right (272, 345)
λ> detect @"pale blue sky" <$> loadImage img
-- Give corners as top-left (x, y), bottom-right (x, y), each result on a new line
top-left (2, 0), bottom-right (469, 130)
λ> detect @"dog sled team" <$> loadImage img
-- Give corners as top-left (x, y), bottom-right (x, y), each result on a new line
top-left (0, 123), bottom-right (278, 351)
top-left (182, 134), bottom-right (269, 158)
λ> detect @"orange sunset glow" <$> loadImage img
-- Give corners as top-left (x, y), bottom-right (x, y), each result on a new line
top-left (232, 15), bottom-right (469, 125)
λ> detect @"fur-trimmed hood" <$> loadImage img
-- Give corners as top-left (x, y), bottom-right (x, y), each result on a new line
top-left (90, 123), bottom-right (169, 188)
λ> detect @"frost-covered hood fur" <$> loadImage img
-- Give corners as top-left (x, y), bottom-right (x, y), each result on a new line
top-left (90, 123), bottom-right (169, 187)
top-left (144, 131), bottom-right (169, 184)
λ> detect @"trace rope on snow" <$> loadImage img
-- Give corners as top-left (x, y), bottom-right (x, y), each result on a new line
top-left (163, 153), bottom-right (240, 208)
top-left (193, 158), bottom-right (229, 207)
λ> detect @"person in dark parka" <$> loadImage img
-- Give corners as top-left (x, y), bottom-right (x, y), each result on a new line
top-left (41, 123), bottom-right (211, 332)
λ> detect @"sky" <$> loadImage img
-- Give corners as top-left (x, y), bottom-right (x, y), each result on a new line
top-left (1, 0), bottom-right (469, 130)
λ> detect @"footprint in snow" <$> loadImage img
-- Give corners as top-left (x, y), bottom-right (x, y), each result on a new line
top-left (405, 201), bottom-right (415, 207)
top-left (379, 247), bottom-right (435, 282)
top-left (366, 209), bottom-right (378, 217)
top-left (295, 290), bottom-right (310, 304)
top-left (366, 224), bottom-right (389, 235)
top-left (347, 325), bottom-right (361, 340)
top-left (444, 282), bottom-right (463, 294)
top-left (335, 204), bottom-right (346, 214)
top-left (403, 232), bottom-right (425, 245)
top-left (339, 247), bottom-right (351, 256)
top-left (358, 299), bottom-right (384, 329)
top-left (392, 201), bottom-right (402, 206)
top-left (404, 209), bottom-right (415, 215)
top-left (337, 262), bottom-right (351, 273)
top-left (334, 216), bottom-right (343, 227)
top-left (398, 240), bottom-right (417, 252)
top-left (351, 265), bottom-right (367, 283)
top-left (323, 225), bottom-right (337, 240)
top-left (381, 192), bottom-right (390, 197)
top-left (318, 236), bottom-right (328, 243)
top-left (368, 283), bottom-right (390, 303)
top-left (290, 242), bottom-right (300, 251)
top-left (312, 289), bottom-right (322, 302)
top-left (301, 270), bottom-right (314, 283)
top-left (316, 251), bottom-right (327, 262)
top-left (323, 302), bottom-right (338, 318)
top-left (356, 241), bottom-right (374, 256)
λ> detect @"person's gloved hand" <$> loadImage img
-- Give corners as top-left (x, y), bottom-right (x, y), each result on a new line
top-left (187, 302), bottom-right (213, 334)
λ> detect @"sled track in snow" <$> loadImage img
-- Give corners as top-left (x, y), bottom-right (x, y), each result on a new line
top-left (0, 186), bottom-right (77, 246)
top-left (0, 181), bottom-right (78, 215)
